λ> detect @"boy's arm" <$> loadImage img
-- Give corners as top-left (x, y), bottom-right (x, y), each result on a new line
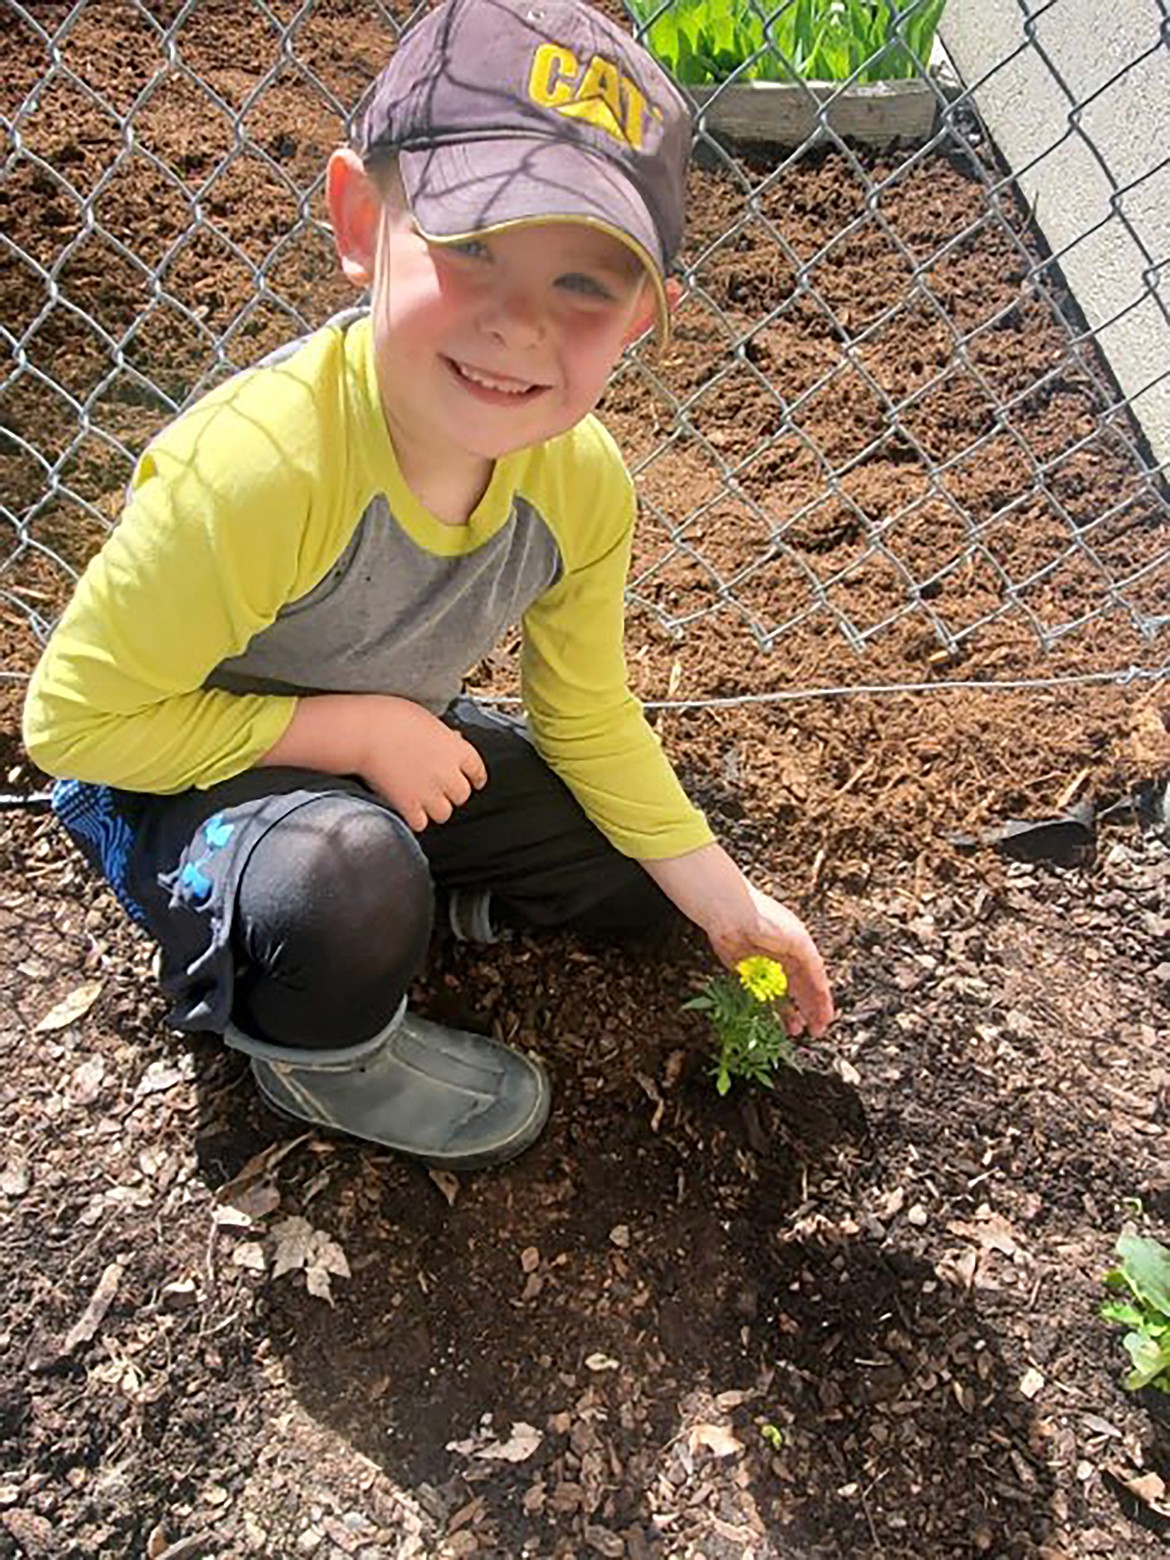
top-left (520, 459), bottom-right (712, 860)
top-left (23, 415), bottom-right (311, 792)
top-left (258, 692), bottom-right (487, 831)
top-left (640, 842), bottom-right (834, 1037)
top-left (523, 428), bottom-right (833, 1036)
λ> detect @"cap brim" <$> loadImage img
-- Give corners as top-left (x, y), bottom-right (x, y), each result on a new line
top-left (399, 138), bottom-right (670, 343)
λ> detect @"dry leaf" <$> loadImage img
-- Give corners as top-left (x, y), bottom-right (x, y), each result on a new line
top-left (309, 1233), bottom-right (350, 1278)
top-left (938, 1246), bottom-right (979, 1290)
top-left (222, 1182), bottom-right (280, 1224)
top-left (34, 979), bottom-right (104, 1033)
top-left (271, 1216), bottom-right (314, 1277)
top-left (66, 1055), bottom-right (106, 1105)
top-left (428, 1169), bottom-right (460, 1206)
top-left (1081, 1414), bottom-right (1121, 1439)
top-left (305, 1264), bottom-right (336, 1303)
top-left (520, 1246), bottom-right (540, 1274)
top-left (448, 1422), bottom-right (544, 1462)
top-left (1122, 1470), bottom-right (1169, 1515)
top-left (947, 1211), bottom-right (1024, 1258)
top-left (688, 1422), bottom-right (744, 1459)
top-left (477, 1428), bottom-right (546, 1460)
top-left (447, 1496), bottom-right (487, 1533)
top-left (161, 1278), bottom-right (199, 1310)
top-left (1018, 1366), bottom-right (1045, 1400)
top-left (1, 1164), bottom-right (30, 1197)
top-left (584, 1352), bottom-right (619, 1372)
top-left (213, 1133), bottom-right (312, 1206)
top-left (270, 1218), bottom-right (349, 1302)
top-left (878, 1186), bottom-right (906, 1220)
top-left (135, 1058), bottom-right (193, 1097)
top-left (232, 1242), bottom-right (267, 1272)
top-left (714, 1389), bottom-right (750, 1409)
top-left (62, 1261), bottom-right (124, 1355)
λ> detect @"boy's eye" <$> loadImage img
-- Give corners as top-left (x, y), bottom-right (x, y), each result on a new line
top-left (557, 272), bottom-right (615, 302)
top-left (443, 238), bottom-right (491, 261)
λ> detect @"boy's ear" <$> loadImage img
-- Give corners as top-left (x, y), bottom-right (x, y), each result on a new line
top-left (326, 147), bottom-right (381, 288)
top-left (621, 274), bottom-right (683, 347)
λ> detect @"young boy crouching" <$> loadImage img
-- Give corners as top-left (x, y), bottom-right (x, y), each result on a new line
top-left (23, 0), bottom-right (833, 1168)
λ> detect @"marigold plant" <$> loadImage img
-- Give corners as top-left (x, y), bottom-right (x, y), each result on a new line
top-left (683, 955), bottom-right (798, 1094)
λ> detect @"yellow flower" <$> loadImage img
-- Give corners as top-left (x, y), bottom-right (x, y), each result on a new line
top-left (736, 956), bottom-right (788, 1003)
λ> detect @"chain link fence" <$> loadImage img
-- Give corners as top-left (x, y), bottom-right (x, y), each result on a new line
top-left (2, 0), bottom-right (1168, 719)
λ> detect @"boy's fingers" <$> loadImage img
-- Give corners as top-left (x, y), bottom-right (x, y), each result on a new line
top-left (460, 742), bottom-right (489, 789)
top-left (445, 771), bottom-right (473, 807)
top-left (784, 925), bottom-right (834, 1028)
top-left (789, 960), bottom-right (834, 1037)
top-left (426, 792), bottom-right (454, 825)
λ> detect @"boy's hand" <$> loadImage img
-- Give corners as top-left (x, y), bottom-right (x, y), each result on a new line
top-left (640, 842), bottom-right (834, 1038)
top-left (356, 697), bottom-right (488, 831)
top-left (261, 692), bottom-right (487, 830)
top-left (705, 882), bottom-right (834, 1039)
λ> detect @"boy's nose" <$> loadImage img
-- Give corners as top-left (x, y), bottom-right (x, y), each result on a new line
top-left (480, 287), bottom-right (546, 349)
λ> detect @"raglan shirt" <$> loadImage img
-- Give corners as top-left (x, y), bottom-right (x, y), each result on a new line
top-left (23, 312), bottom-right (712, 861)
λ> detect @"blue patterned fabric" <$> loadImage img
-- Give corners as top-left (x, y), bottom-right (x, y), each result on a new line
top-left (51, 779), bottom-right (148, 925)
top-left (169, 812), bottom-right (236, 908)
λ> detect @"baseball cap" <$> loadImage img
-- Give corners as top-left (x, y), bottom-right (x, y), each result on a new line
top-left (355, 0), bottom-right (692, 337)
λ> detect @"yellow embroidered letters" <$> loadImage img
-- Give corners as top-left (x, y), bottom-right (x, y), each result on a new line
top-left (528, 41), bottom-right (653, 149)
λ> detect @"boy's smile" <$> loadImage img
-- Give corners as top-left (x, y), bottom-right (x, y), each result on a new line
top-left (443, 355), bottom-right (551, 402)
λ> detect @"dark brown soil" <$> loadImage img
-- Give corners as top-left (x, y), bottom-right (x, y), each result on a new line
top-left (2, 4), bottom-right (1169, 1559)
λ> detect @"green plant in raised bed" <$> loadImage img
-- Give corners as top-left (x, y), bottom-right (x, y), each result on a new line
top-left (683, 955), bottom-right (799, 1094)
top-left (626, 0), bottom-right (947, 86)
top-left (1101, 1230), bottom-right (1170, 1395)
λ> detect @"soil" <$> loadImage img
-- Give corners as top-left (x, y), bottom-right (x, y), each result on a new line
top-left (2, 4), bottom-right (1169, 1559)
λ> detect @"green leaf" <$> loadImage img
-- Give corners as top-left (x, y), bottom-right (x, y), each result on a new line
top-left (631, 0), bottom-right (946, 85)
top-left (1116, 1233), bottom-right (1170, 1315)
top-left (1123, 1329), bottom-right (1170, 1391)
top-left (716, 1067), bottom-right (732, 1095)
top-left (1101, 1300), bottom-right (1147, 1329)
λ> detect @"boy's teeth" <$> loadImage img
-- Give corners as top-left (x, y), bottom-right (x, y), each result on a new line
top-left (457, 361), bottom-right (531, 394)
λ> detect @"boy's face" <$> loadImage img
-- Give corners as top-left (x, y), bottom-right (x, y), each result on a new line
top-left (358, 167), bottom-right (657, 469)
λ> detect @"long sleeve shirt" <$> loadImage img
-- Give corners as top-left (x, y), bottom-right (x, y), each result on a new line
top-left (23, 311), bottom-right (712, 860)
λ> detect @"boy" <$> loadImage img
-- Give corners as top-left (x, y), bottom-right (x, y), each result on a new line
top-left (23, 0), bottom-right (833, 1169)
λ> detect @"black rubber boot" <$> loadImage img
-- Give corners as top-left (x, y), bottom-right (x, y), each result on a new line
top-left (225, 1001), bottom-right (550, 1170)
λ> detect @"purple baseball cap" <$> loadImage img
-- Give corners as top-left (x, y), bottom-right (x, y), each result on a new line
top-left (355, 0), bottom-right (692, 335)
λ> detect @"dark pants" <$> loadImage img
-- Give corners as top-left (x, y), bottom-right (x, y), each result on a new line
top-left (53, 700), bottom-right (674, 1050)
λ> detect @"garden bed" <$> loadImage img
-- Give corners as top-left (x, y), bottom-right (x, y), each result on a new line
top-left (2, 3), bottom-right (1169, 1557)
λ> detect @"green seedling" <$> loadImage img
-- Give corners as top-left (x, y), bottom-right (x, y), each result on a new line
top-left (760, 1421), bottom-right (785, 1451)
top-left (626, 0), bottom-right (947, 87)
top-left (1101, 1230), bottom-right (1170, 1395)
top-left (683, 955), bottom-right (799, 1095)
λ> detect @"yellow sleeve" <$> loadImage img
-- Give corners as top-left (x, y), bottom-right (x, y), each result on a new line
top-left (520, 426), bottom-right (713, 860)
top-left (22, 370), bottom-right (338, 793)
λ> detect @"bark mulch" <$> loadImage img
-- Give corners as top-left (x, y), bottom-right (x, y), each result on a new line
top-left (2, 3), bottom-right (1169, 1557)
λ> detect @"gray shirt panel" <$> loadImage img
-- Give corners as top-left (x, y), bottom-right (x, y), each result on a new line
top-left (207, 492), bottom-right (562, 711)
